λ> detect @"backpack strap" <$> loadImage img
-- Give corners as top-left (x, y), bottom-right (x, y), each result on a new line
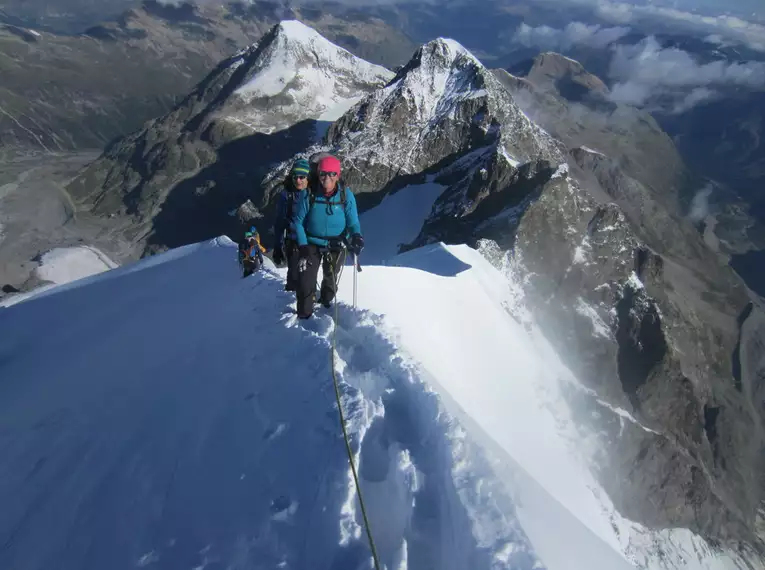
top-left (309, 186), bottom-right (347, 208)
top-left (285, 190), bottom-right (296, 219)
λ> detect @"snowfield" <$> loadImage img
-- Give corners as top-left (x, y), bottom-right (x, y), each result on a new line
top-left (0, 237), bottom-right (756, 570)
top-left (1, 245), bottom-right (118, 308)
top-left (34, 245), bottom-right (117, 285)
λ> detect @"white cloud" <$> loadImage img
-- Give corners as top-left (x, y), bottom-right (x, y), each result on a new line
top-left (591, 0), bottom-right (765, 51)
top-left (688, 184), bottom-right (714, 223)
top-left (608, 81), bottom-right (653, 106)
top-left (525, 0), bottom-right (765, 51)
top-left (512, 21), bottom-right (631, 51)
top-left (608, 36), bottom-right (765, 110)
top-left (672, 87), bottom-right (716, 114)
top-left (594, 2), bottom-right (634, 25)
top-left (610, 37), bottom-right (765, 88)
top-left (511, 20), bottom-right (765, 112)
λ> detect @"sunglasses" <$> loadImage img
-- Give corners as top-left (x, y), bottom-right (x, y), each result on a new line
top-left (292, 174), bottom-right (307, 180)
top-left (319, 171), bottom-right (338, 178)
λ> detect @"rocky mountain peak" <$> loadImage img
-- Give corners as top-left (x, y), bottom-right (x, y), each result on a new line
top-left (493, 58), bottom-right (689, 209)
top-left (525, 52), bottom-right (610, 98)
top-left (320, 36), bottom-right (561, 197)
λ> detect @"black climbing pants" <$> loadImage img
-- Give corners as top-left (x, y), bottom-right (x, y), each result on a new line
top-left (296, 245), bottom-right (347, 319)
top-left (285, 238), bottom-right (300, 291)
top-left (242, 257), bottom-right (261, 277)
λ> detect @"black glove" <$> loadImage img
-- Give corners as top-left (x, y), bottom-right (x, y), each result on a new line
top-left (349, 234), bottom-right (364, 255)
top-left (272, 245), bottom-right (284, 266)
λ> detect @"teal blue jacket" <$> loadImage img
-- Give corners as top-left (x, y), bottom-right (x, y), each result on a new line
top-left (294, 186), bottom-right (362, 247)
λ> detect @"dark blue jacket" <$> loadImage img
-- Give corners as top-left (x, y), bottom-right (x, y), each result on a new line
top-left (273, 188), bottom-right (304, 246)
top-left (294, 186), bottom-right (362, 247)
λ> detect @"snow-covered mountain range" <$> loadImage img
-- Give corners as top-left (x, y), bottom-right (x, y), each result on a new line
top-left (7, 17), bottom-right (765, 570)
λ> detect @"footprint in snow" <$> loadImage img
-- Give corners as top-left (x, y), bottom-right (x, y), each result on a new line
top-left (263, 423), bottom-right (287, 441)
top-left (270, 495), bottom-right (298, 521)
top-left (298, 313), bottom-right (334, 337)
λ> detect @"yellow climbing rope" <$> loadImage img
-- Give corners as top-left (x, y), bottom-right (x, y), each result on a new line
top-left (328, 254), bottom-right (382, 570)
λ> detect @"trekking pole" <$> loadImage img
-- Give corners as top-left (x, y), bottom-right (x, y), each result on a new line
top-left (352, 253), bottom-right (358, 308)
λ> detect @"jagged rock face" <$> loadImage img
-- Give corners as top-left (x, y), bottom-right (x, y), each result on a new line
top-left (409, 140), bottom-right (763, 546)
top-left (321, 38), bottom-right (562, 200)
top-left (526, 181), bottom-right (760, 546)
top-left (492, 63), bottom-right (690, 211)
top-left (495, 53), bottom-right (765, 298)
top-left (66, 20), bottom-right (392, 253)
top-left (569, 148), bottom-right (721, 275)
top-left (523, 52), bottom-right (609, 99)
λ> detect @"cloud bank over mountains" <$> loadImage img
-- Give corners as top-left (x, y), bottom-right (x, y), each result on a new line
top-left (511, 15), bottom-right (765, 113)
top-left (608, 36), bottom-right (765, 108)
top-left (513, 22), bottom-right (631, 51)
top-left (524, 0), bottom-right (765, 51)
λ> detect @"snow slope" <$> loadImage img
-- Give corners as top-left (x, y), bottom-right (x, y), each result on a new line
top-left (0, 238), bottom-right (756, 570)
top-left (359, 181), bottom-right (446, 263)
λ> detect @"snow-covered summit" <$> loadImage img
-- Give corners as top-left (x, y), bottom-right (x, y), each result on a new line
top-left (223, 20), bottom-right (393, 134)
top-left (380, 37), bottom-right (488, 126)
top-left (399, 37), bottom-right (484, 76)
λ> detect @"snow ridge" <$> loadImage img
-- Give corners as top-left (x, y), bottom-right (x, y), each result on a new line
top-left (0, 239), bottom-right (542, 570)
top-left (0, 237), bottom-right (758, 570)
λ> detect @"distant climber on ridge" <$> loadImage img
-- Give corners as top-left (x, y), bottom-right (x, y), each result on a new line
top-left (293, 155), bottom-right (364, 319)
top-left (238, 226), bottom-right (266, 277)
top-left (272, 159), bottom-right (310, 292)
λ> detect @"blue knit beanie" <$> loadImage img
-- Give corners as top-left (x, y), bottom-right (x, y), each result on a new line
top-left (291, 158), bottom-right (310, 177)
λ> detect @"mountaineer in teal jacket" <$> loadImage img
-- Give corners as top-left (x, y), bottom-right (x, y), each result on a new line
top-left (293, 154), bottom-right (364, 319)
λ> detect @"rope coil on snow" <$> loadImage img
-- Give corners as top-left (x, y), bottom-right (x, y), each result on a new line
top-left (327, 253), bottom-right (382, 570)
